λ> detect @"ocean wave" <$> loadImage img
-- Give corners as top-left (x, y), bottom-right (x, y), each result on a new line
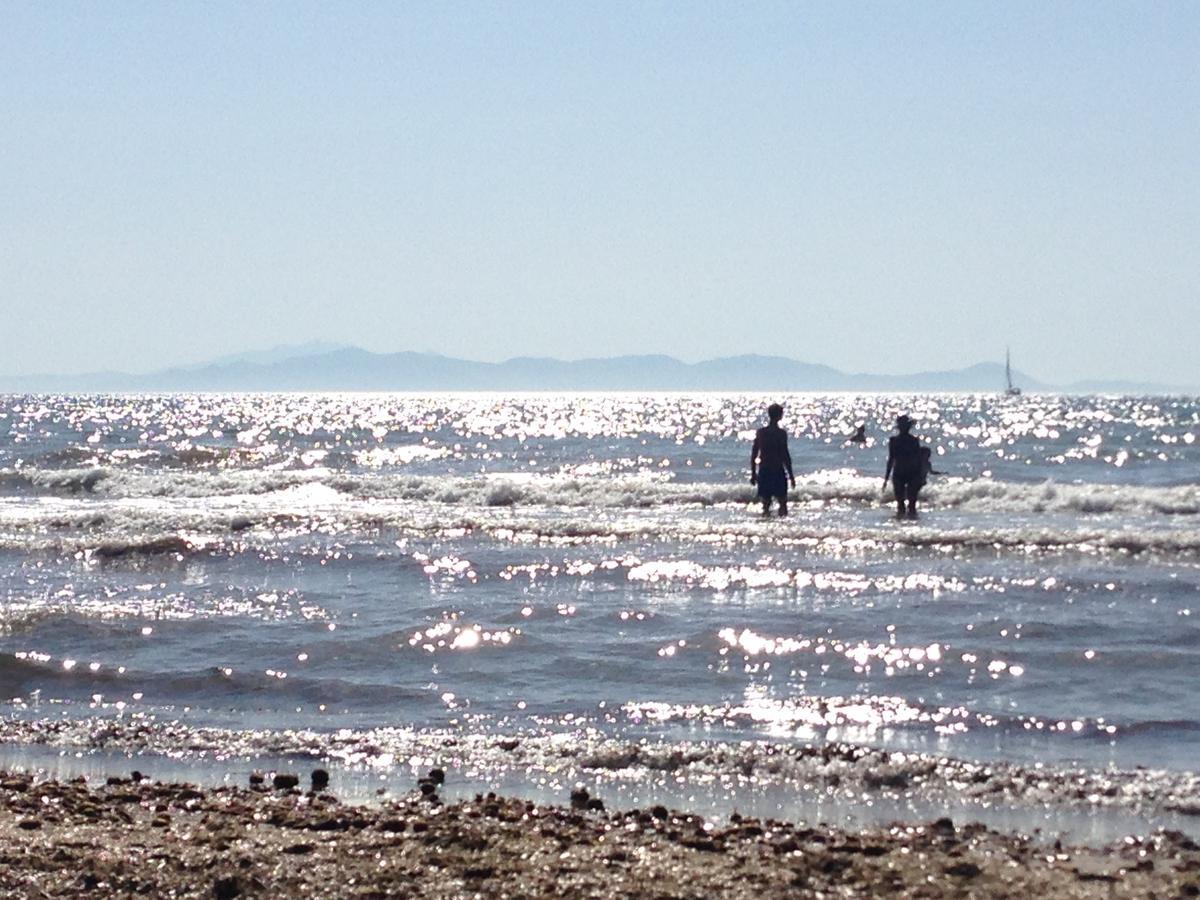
top-left (90, 535), bottom-right (197, 559)
top-left (0, 653), bottom-right (426, 707)
top-left (6, 466), bottom-right (1200, 517)
top-left (2, 506), bottom-right (1200, 558)
top-left (4, 466), bottom-right (1200, 559)
top-left (8, 467), bottom-right (112, 494)
top-left (2, 715), bottom-right (1199, 821)
top-left (0, 652), bottom-right (131, 690)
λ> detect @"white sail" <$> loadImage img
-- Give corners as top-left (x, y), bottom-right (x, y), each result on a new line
top-left (1005, 348), bottom-right (1021, 396)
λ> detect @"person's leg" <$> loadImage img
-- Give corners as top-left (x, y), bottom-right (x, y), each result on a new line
top-left (778, 493), bottom-right (788, 517)
top-left (761, 497), bottom-right (771, 516)
top-left (894, 479), bottom-right (906, 518)
top-left (907, 483), bottom-right (921, 519)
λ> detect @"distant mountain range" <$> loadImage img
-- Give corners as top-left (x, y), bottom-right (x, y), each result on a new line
top-left (0, 344), bottom-right (1187, 394)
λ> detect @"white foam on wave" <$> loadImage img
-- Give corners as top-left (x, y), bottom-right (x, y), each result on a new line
top-left (10, 465), bottom-right (1200, 517)
top-left (3, 492), bottom-right (1200, 557)
top-left (2, 715), bottom-right (1199, 824)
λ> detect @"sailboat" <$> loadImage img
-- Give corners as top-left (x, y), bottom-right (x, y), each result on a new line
top-left (1005, 348), bottom-right (1022, 396)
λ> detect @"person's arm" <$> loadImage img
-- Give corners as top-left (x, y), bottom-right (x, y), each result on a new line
top-left (783, 433), bottom-right (795, 487)
top-left (883, 439), bottom-right (893, 486)
top-left (749, 433), bottom-right (760, 484)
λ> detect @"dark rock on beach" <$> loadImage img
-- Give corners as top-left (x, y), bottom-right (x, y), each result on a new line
top-left (0, 770), bottom-right (1198, 898)
top-left (569, 788), bottom-right (590, 810)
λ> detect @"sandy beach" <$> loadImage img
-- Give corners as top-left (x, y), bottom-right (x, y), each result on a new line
top-left (1, 769), bottom-right (1197, 898)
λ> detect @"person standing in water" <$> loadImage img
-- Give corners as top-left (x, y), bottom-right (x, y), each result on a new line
top-left (750, 403), bottom-right (796, 517)
top-left (883, 414), bottom-right (922, 519)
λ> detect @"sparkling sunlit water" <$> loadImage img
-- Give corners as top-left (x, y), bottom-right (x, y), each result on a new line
top-left (1, 392), bottom-right (1198, 837)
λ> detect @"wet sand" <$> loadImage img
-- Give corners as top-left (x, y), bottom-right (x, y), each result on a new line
top-left (1, 769), bottom-right (1198, 898)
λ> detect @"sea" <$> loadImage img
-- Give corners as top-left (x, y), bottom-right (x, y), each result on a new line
top-left (2, 391), bottom-right (1199, 843)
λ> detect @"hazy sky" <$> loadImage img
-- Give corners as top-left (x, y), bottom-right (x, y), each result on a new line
top-left (2, 3), bottom-right (1197, 385)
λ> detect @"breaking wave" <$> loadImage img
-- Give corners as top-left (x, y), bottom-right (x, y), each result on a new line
top-left (5, 466), bottom-right (1200, 517)
top-left (2, 715), bottom-right (1200, 823)
top-left (2, 504), bottom-right (1199, 559)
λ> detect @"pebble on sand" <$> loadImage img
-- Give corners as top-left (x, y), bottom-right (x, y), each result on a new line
top-left (1, 771), bottom-right (1199, 898)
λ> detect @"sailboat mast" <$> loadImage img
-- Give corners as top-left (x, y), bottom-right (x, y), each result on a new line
top-left (1005, 348), bottom-right (1012, 390)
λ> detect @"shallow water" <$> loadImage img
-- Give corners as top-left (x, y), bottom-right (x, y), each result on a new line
top-left (1, 392), bottom-right (1198, 837)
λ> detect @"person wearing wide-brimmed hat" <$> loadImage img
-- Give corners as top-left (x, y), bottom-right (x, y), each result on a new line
top-left (884, 414), bottom-right (922, 519)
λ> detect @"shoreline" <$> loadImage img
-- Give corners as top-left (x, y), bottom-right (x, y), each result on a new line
top-left (3, 716), bottom-right (1200, 848)
top-left (2, 768), bottom-right (1198, 898)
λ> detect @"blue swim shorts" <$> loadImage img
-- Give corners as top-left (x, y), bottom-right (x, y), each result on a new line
top-left (756, 469), bottom-right (788, 500)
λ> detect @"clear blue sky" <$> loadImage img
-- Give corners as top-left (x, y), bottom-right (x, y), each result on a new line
top-left (2, 2), bottom-right (1197, 385)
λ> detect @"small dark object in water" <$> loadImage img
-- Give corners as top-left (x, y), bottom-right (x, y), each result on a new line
top-left (249, 772), bottom-right (264, 786)
top-left (427, 768), bottom-right (445, 785)
top-left (272, 773), bottom-right (300, 790)
top-left (586, 798), bottom-right (605, 812)
top-left (419, 780), bottom-right (437, 796)
top-left (310, 769), bottom-right (329, 791)
top-left (131, 770), bottom-right (144, 783)
top-left (213, 875), bottom-right (240, 899)
top-left (651, 805), bottom-right (669, 821)
top-left (569, 788), bottom-right (590, 809)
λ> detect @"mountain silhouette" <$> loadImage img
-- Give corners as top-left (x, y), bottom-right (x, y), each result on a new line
top-left (0, 347), bottom-right (1184, 394)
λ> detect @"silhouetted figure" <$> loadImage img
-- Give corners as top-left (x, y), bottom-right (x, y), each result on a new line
top-left (884, 414), bottom-right (922, 519)
top-left (849, 424), bottom-right (867, 444)
top-left (917, 446), bottom-right (943, 489)
top-left (750, 403), bottom-right (796, 517)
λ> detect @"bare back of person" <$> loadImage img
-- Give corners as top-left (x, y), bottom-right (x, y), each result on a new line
top-left (750, 404), bottom-right (796, 517)
top-left (755, 424), bottom-right (789, 472)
